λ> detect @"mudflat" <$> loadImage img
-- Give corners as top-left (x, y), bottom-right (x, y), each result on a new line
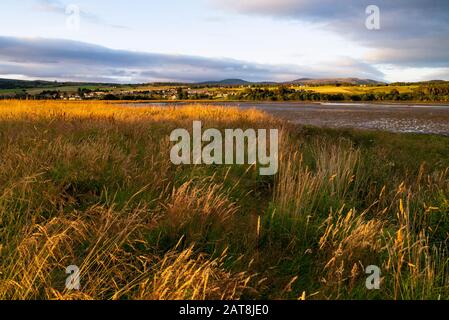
top-left (133, 102), bottom-right (449, 135)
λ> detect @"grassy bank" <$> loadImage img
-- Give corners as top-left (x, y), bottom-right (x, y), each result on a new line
top-left (0, 100), bottom-right (448, 300)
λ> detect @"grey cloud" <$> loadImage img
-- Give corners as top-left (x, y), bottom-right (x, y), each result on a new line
top-left (0, 36), bottom-right (384, 83)
top-left (212, 0), bottom-right (449, 68)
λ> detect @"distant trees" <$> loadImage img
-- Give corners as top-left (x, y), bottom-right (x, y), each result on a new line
top-left (231, 83), bottom-right (449, 102)
top-left (13, 89), bottom-right (30, 100)
top-left (2, 82), bottom-right (449, 102)
top-left (102, 94), bottom-right (120, 100)
top-left (176, 88), bottom-right (189, 100)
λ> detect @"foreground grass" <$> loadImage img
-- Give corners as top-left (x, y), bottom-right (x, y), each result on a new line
top-left (0, 100), bottom-right (448, 300)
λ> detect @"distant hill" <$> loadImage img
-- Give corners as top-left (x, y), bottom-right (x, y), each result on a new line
top-left (196, 78), bottom-right (385, 86)
top-left (0, 79), bottom-right (60, 90)
top-left (4, 77), bottom-right (448, 90)
top-left (196, 79), bottom-right (252, 86)
top-left (0, 78), bottom-right (114, 90)
top-left (286, 78), bottom-right (385, 85)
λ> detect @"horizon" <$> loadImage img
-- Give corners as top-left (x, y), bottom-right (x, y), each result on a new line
top-left (2, 75), bottom-right (444, 85)
top-left (1, 1), bottom-right (448, 83)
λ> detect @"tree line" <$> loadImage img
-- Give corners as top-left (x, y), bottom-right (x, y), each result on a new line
top-left (232, 84), bottom-right (449, 102)
top-left (3, 83), bottom-right (449, 102)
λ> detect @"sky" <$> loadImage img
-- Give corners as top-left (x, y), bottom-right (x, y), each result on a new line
top-left (0, 0), bottom-right (448, 83)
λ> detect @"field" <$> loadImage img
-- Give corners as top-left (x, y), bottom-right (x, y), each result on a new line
top-left (291, 85), bottom-right (419, 95)
top-left (0, 100), bottom-right (448, 300)
top-left (0, 83), bottom-right (421, 99)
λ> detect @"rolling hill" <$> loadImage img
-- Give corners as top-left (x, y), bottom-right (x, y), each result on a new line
top-left (286, 78), bottom-right (385, 85)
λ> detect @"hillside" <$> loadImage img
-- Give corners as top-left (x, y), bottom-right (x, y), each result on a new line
top-left (287, 78), bottom-right (385, 85)
top-left (0, 78), bottom-right (113, 90)
top-left (196, 79), bottom-right (252, 86)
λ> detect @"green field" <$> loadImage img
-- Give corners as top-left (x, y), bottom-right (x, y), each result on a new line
top-left (293, 85), bottom-right (419, 95)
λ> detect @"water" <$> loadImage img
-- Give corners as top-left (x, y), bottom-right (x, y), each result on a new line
top-left (124, 102), bottom-right (449, 136)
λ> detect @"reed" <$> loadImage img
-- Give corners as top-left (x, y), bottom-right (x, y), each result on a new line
top-left (0, 100), bottom-right (448, 300)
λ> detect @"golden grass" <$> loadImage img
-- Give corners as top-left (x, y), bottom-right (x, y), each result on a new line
top-left (274, 137), bottom-right (361, 220)
top-left (0, 100), bottom-right (448, 300)
top-left (0, 100), bottom-right (270, 300)
top-left (271, 129), bottom-right (448, 299)
top-left (0, 100), bottom-right (268, 123)
top-left (318, 207), bottom-right (384, 298)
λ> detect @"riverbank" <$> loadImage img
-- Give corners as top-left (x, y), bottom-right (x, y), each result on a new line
top-left (124, 101), bottom-right (449, 136)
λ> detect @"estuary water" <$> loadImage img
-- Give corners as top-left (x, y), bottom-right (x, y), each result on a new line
top-left (126, 102), bottom-right (449, 136)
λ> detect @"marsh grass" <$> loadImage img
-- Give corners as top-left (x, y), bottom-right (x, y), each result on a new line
top-left (0, 100), bottom-right (448, 300)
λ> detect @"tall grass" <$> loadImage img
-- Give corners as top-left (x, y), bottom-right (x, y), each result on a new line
top-left (0, 100), bottom-right (448, 300)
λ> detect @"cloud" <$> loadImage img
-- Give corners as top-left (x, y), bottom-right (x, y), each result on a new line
top-left (211, 0), bottom-right (449, 68)
top-left (34, 0), bottom-right (128, 29)
top-left (0, 36), bottom-right (384, 83)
